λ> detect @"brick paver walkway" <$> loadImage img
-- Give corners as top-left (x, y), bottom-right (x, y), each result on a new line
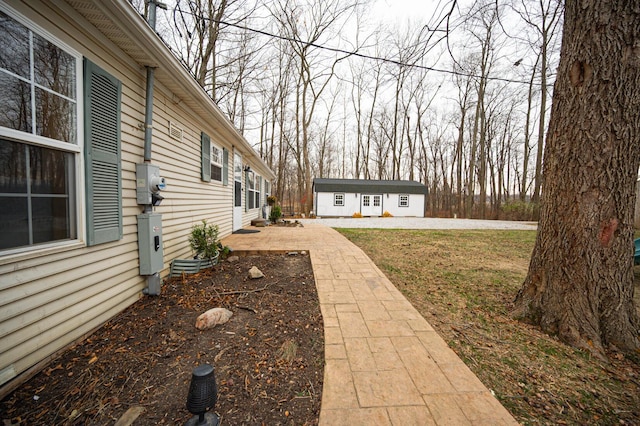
top-left (222, 224), bottom-right (518, 425)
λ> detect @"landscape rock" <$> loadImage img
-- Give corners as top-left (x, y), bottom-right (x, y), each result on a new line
top-left (195, 308), bottom-right (233, 330)
top-left (248, 266), bottom-right (264, 279)
top-left (227, 255), bottom-right (239, 263)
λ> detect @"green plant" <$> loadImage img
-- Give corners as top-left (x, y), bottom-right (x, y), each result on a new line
top-left (267, 195), bottom-right (277, 206)
top-left (270, 205), bottom-right (282, 222)
top-left (188, 220), bottom-right (219, 260)
top-left (217, 242), bottom-right (232, 259)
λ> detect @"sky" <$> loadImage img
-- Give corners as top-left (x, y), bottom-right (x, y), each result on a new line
top-left (370, 0), bottom-right (446, 24)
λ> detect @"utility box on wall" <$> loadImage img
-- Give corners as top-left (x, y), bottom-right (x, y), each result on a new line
top-left (136, 163), bottom-right (166, 205)
top-left (138, 213), bottom-right (164, 275)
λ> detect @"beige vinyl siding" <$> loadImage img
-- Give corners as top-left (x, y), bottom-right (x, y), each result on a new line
top-left (0, 0), bottom-right (260, 390)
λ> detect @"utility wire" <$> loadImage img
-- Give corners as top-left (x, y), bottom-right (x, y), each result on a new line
top-left (170, 7), bottom-right (551, 87)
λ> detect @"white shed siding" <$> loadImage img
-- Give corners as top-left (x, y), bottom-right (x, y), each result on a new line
top-left (0, 0), bottom-right (273, 392)
top-left (316, 192), bottom-right (362, 217)
top-left (315, 192), bottom-right (425, 217)
top-left (382, 193), bottom-right (425, 217)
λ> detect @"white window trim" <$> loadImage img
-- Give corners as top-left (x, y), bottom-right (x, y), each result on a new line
top-left (247, 171), bottom-right (261, 210)
top-left (334, 193), bottom-right (345, 206)
top-left (211, 143), bottom-right (223, 167)
top-left (0, 4), bottom-right (85, 256)
top-left (399, 194), bottom-right (409, 207)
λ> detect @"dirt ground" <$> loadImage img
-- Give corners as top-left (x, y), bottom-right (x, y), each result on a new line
top-left (1, 254), bottom-right (323, 425)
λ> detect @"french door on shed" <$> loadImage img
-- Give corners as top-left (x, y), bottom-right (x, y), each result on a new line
top-left (361, 194), bottom-right (382, 216)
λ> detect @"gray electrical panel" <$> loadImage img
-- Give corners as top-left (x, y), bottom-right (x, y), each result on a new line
top-left (136, 163), bottom-right (166, 205)
top-left (138, 213), bottom-right (164, 275)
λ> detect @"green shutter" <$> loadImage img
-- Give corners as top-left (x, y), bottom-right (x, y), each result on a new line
top-left (257, 175), bottom-right (262, 207)
top-left (222, 148), bottom-right (229, 186)
top-left (84, 59), bottom-right (122, 246)
top-left (245, 170), bottom-right (249, 211)
top-left (201, 132), bottom-right (211, 182)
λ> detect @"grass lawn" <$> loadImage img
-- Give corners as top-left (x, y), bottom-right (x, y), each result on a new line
top-left (338, 228), bottom-right (640, 426)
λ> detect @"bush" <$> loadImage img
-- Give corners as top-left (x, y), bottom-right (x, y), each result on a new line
top-left (382, 211), bottom-right (393, 217)
top-left (267, 195), bottom-right (277, 206)
top-left (352, 212), bottom-right (363, 218)
top-left (270, 205), bottom-right (282, 222)
top-left (501, 200), bottom-right (539, 221)
top-left (189, 220), bottom-right (219, 260)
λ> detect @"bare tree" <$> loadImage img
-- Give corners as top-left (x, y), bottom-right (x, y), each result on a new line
top-left (269, 0), bottom-right (365, 213)
top-left (512, 0), bottom-right (563, 204)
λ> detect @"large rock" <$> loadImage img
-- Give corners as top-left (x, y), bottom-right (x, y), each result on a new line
top-left (248, 266), bottom-right (264, 279)
top-left (195, 307), bottom-right (233, 330)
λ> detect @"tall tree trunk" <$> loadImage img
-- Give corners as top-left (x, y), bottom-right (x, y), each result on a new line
top-left (521, 53), bottom-right (540, 201)
top-left (514, 0), bottom-right (640, 359)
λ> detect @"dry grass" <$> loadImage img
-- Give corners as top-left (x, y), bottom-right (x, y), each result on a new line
top-left (338, 228), bottom-right (640, 426)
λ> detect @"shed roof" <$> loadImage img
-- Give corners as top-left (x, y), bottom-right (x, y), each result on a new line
top-left (313, 178), bottom-right (428, 195)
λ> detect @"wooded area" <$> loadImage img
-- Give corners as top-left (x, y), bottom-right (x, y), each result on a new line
top-left (136, 0), bottom-right (562, 218)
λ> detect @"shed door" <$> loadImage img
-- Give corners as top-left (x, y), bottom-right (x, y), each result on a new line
top-left (361, 194), bottom-right (383, 216)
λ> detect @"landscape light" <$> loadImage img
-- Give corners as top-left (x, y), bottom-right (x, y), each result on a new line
top-left (185, 364), bottom-right (220, 426)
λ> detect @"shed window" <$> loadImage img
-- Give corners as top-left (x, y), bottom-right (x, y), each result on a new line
top-left (334, 193), bottom-right (344, 206)
top-left (399, 194), bottom-right (409, 207)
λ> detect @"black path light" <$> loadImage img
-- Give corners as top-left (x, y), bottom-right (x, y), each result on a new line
top-left (185, 364), bottom-right (220, 426)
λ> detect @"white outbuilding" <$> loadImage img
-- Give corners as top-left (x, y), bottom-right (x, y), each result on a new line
top-left (312, 178), bottom-right (428, 217)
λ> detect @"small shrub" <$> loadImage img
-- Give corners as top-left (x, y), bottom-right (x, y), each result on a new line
top-left (217, 242), bottom-right (232, 259)
top-left (382, 211), bottom-right (393, 217)
top-left (189, 220), bottom-right (219, 260)
top-left (501, 200), bottom-right (539, 221)
top-left (352, 212), bottom-right (363, 218)
top-left (267, 195), bottom-right (277, 206)
top-left (270, 205), bottom-right (282, 222)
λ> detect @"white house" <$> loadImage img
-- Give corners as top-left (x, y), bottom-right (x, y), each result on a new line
top-left (313, 178), bottom-right (428, 217)
top-left (0, 0), bottom-right (274, 397)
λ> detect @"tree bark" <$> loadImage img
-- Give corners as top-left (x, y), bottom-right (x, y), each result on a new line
top-left (514, 0), bottom-right (640, 359)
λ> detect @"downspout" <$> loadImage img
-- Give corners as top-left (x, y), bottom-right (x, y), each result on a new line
top-left (143, 0), bottom-right (164, 163)
top-left (143, 66), bottom-right (154, 163)
top-left (138, 0), bottom-right (167, 296)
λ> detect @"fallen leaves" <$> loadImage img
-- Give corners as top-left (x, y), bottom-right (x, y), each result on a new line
top-left (1, 255), bottom-right (323, 425)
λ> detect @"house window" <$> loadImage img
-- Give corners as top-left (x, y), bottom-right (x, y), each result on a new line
top-left (399, 195), bottom-right (409, 207)
top-left (363, 195), bottom-right (370, 207)
top-left (247, 171), bottom-right (260, 210)
top-left (334, 193), bottom-right (344, 206)
top-left (0, 8), bottom-right (86, 252)
top-left (254, 175), bottom-right (262, 208)
top-left (264, 180), bottom-right (271, 204)
top-left (210, 143), bottom-right (222, 181)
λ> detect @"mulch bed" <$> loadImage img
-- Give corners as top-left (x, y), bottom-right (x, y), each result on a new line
top-left (1, 254), bottom-right (323, 425)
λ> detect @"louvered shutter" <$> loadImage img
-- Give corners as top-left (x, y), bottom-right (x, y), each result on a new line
top-left (222, 148), bottom-right (229, 186)
top-left (84, 59), bottom-right (122, 246)
top-left (201, 132), bottom-right (211, 182)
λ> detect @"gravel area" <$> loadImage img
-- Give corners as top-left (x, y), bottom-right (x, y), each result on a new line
top-left (298, 217), bottom-right (538, 230)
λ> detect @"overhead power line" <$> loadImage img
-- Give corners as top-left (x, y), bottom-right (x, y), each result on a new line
top-left (171, 7), bottom-right (551, 87)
